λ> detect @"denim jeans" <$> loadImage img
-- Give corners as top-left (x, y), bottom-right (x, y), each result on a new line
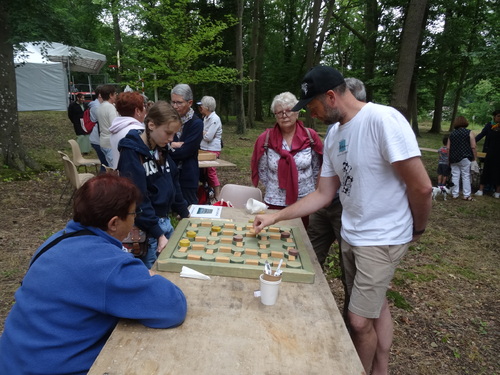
top-left (141, 217), bottom-right (174, 269)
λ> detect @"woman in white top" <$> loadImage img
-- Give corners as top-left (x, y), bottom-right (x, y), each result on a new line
top-left (199, 96), bottom-right (223, 200)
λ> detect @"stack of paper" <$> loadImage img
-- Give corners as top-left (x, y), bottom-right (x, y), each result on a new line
top-left (180, 266), bottom-right (211, 280)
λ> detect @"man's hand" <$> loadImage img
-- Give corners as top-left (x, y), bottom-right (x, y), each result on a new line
top-left (253, 213), bottom-right (278, 233)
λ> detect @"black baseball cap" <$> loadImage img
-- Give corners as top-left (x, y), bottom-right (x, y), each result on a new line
top-left (291, 66), bottom-right (345, 112)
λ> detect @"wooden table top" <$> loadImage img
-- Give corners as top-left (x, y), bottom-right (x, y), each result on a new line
top-left (198, 158), bottom-right (236, 168)
top-left (88, 208), bottom-right (364, 375)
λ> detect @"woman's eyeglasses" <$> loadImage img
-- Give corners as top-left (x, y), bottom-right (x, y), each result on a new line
top-left (128, 208), bottom-right (143, 218)
top-left (274, 109), bottom-right (294, 118)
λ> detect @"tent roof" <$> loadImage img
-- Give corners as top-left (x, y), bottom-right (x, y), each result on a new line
top-left (17, 42), bottom-right (106, 74)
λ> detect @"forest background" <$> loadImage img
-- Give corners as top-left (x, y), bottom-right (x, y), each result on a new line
top-left (1, 0), bottom-right (499, 171)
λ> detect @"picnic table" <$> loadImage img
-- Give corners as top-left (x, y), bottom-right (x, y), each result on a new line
top-left (88, 207), bottom-right (364, 375)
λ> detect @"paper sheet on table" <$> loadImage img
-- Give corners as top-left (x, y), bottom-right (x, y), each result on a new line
top-left (180, 266), bottom-right (211, 280)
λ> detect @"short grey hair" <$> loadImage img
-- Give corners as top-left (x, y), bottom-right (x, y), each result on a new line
top-left (171, 84), bottom-right (193, 101)
top-left (201, 96), bottom-right (216, 112)
top-left (270, 92), bottom-right (298, 113)
top-left (345, 77), bottom-right (366, 102)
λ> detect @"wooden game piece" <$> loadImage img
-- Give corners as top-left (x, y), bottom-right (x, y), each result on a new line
top-left (211, 225), bottom-right (221, 232)
top-left (187, 254), bottom-right (201, 261)
top-left (186, 230), bottom-right (197, 238)
top-left (233, 234), bottom-right (244, 242)
top-left (258, 240), bottom-right (270, 249)
top-left (245, 248), bottom-right (258, 256)
top-left (269, 227), bottom-right (280, 232)
top-left (220, 246), bottom-right (232, 253)
top-left (179, 239), bottom-right (191, 247)
top-left (281, 231), bottom-right (291, 239)
top-left (201, 254), bottom-right (215, 262)
top-left (216, 256), bottom-right (230, 263)
top-left (271, 251), bottom-right (284, 259)
top-left (288, 249), bottom-right (299, 257)
top-left (192, 244), bottom-right (205, 251)
top-left (287, 261), bottom-right (301, 269)
top-left (230, 257), bottom-right (245, 264)
top-left (245, 259), bottom-right (259, 265)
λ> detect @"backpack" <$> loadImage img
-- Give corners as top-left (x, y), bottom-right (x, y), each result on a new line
top-left (80, 108), bottom-right (97, 133)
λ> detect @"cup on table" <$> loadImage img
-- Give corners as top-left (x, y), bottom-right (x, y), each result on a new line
top-left (259, 273), bottom-right (282, 305)
top-left (246, 198), bottom-right (268, 214)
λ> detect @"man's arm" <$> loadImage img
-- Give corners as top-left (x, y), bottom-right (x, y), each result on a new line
top-left (392, 156), bottom-right (432, 241)
top-left (253, 175), bottom-right (340, 233)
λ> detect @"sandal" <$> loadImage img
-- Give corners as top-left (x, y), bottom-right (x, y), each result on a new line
top-left (463, 196), bottom-right (474, 201)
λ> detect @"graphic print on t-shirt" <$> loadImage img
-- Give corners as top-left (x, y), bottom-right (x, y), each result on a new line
top-left (341, 161), bottom-right (353, 196)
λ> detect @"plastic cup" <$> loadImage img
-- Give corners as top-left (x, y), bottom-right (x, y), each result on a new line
top-left (246, 198), bottom-right (268, 214)
top-left (259, 273), bottom-right (282, 305)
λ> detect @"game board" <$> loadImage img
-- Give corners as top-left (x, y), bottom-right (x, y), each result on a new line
top-left (156, 218), bottom-right (315, 283)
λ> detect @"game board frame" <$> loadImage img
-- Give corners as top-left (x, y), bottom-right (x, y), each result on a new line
top-left (156, 218), bottom-right (315, 283)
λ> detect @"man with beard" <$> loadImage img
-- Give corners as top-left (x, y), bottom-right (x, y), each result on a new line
top-left (253, 66), bottom-right (432, 375)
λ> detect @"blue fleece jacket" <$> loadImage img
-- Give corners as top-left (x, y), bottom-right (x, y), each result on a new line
top-left (0, 220), bottom-right (187, 375)
top-left (117, 129), bottom-right (189, 239)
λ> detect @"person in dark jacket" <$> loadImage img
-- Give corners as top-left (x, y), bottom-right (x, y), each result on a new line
top-left (68, 92), bottom-right (91, 153)
top-left (118, 101), bottom-right (189, 268)
top-left (170, 83), bottom-right (204, 205)
top-left (0, 174), bottom-right (187, 375)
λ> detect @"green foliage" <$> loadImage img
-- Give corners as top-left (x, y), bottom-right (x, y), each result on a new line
top-left (386, 289), bottom-right (412, 311)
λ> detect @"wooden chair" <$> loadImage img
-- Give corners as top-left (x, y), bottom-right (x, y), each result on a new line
top-left (219, 184), bottom-right (263, 209)
top-left (68, 139), bottom-right (100, 173)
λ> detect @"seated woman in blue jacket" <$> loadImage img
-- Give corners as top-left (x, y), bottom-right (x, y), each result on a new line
top-left (118, 101), bottom-right (190, 268)
top-left (0, 174), bottom-right (187, 375)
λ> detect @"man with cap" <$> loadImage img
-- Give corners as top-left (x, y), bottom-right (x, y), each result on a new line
top-left (254, 66), bottom-right (432, 374)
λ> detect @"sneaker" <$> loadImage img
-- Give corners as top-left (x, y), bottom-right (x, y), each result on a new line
top-left (494, 193), bottom-right (500, 199)
top-left (474, 190), bottom-right (483, 196)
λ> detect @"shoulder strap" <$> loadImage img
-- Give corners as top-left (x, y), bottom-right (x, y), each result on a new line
top-left (305, 127), bottom-right (315, 146)
top-left (29, 229), bottom-right (95, 269)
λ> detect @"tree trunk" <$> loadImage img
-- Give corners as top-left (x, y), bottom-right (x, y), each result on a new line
top-left (364, 0), bottom-right (378, 102)
top-left (390, 0), bottom-right (428, 120)
top-left (235, 0), bottom-right (246, 134)
top-left (111, 0), bottom-right (123, 83)
top-left (0, 6), bottom-right (38, 171)
top-left (247, 0), bottom-right (261, 129)
top-left (254, 0), bottom-right (265, 122)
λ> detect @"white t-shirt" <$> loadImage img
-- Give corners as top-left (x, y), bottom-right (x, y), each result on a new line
top-left (97, 101), bottom-right (118, 149)
top-left (321, 102), bottom-right (421, 246)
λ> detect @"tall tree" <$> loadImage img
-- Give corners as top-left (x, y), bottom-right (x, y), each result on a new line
top-left (235, 0), bottom-right (246, 134)
top-left (247, 0), bottom-right (261, 129)
top-left (390, 0), bottom-right (428, 120)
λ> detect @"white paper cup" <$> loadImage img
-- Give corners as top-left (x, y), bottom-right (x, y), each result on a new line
top-left (259, 273), bottom-right (282, 305)
top-left (246, 198), bottom-right (268, 214)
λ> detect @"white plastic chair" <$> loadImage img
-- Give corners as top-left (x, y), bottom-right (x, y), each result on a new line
top-left (219, 184), bottom-right (263, 209)
top-left (68, 139), bottom-right (100, 173)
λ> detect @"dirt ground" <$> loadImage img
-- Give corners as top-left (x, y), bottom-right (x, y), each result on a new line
top-left (1, 114), bottom-right (499, 374)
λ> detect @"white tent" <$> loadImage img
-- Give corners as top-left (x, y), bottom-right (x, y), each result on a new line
top-left (15, 42), bottom-right (107, 111)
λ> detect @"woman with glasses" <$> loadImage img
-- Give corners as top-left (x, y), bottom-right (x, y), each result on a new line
top-left (117, 101), bottom-right (190, 268)
top-left (251, 92), bottom-right (323, 228)
top-left (169, 83), bottom-right (204, 205)
top-left (0, 174), bottom-right (187, 374)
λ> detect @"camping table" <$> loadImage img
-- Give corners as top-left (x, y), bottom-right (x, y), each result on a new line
top-left (88, 207), bottom-right (364, 375)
